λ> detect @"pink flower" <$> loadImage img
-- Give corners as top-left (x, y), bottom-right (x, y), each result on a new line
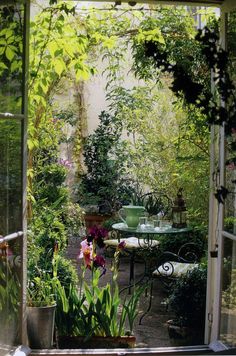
top-left (78, 239), bottom-right (93, 268)
top-left (58, 158), bottom-right (73, 168)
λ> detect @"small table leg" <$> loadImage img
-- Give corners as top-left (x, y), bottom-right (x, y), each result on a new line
top-left (129, 249), bottom-right (135, 294)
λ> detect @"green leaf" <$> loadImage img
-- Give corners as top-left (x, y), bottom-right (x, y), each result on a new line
top-left (11, 60), bottom-right (20, 72)
top-left (54, 58), bottom-right (64, 76)
top-left (48, 41), bottom-right (59, 57)
top-left (5, 46), bottom-right (15, 61)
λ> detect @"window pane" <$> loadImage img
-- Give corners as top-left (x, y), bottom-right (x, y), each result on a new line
top-left (224, 10), bottom-right (236, 234)
top-left (0, 238), bottom-right (21, 351)
top-left (0, 120), bottom-right (22, 235)
top-left (0, 4), bottom-right (24, 114)
top-left (224, 182), bottom-right (236, 235)
top-left (220, 237), bottom-right (236, 347)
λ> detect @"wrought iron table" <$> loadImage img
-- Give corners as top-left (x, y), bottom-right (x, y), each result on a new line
top-left (112, 222), bottom-right (192, 243)
top-left (108, 222), bottom-right (192, 291)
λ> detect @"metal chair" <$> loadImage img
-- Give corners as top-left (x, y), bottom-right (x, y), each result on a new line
top-left (136, 191), bottom-right (172, 218)
top-left (139, 242), bottom-right (202, 324)
top-left (152, 242), bottom-right (202, 288)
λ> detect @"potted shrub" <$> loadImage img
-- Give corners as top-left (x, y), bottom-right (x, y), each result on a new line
top-left (77, 110), bottom-right (135, 225)
top-left (27, 246), bottom-right (68, 349)
top-left (57, 232), bottom-right (145, 349)
top-left (167, 264), bottom-right (207, 345)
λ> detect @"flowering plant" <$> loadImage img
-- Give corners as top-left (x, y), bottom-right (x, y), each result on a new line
top-left (75, 230), bottom-right (145, 339)
top-left (78, 225), bottom-right (108, 274)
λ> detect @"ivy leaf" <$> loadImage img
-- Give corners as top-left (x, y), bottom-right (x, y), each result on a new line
top-left (5, 46), bottom-right (15, 61)
top-left (0, 62), bottom-right (8, 70)
top-left (11, 60), bottom-right (19, 72)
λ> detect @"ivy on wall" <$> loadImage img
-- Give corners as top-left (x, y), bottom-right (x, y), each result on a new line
top-left (143, 26), bottom-right (236, 204)
top-left (144, 27), bottom-right (236, 130)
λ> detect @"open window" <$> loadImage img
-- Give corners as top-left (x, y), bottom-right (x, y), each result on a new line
top-left (2, 0), bottom-right (236, 355)
top-left (0, 1), bottom-right (29, 355)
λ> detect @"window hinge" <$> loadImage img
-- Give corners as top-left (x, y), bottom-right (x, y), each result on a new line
top-left (208, 312), bottom-right (213, 323)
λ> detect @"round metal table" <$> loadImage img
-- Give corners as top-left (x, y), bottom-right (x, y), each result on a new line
top-left (111, 222), bottom-right (192, 247)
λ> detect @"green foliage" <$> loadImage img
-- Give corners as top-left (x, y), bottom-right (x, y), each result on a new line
top-left (168, 264), bottom-right (207, 327)
top-left (34, 161), bottom-right (69, 206)
top-left (71, 266), bottom-right (145, 338)
top-left (27, 273), bottom-right (56, 307)
top-left (27, 249), bottom-right (69, 311)
top-left (0, 257), bottom-right (20, 323)
top-left (158, 228), bottom-right (207, 257)
top-left (60, 245), bottom-right (145, 338)
top-left (0, 5), bottom-right (23, 112)
top-left (29, 207), bottom-right (68, 253)
top-left (54, 256), bottom-right (80, 335)
top-left (78, 110), bottom-right (134, 213)
top-left (37, 163), bottom-right (67, 186)
top-left (63, 202), bottom-right (85, 237)
top-left (107, 83), bottom-right (210, 224)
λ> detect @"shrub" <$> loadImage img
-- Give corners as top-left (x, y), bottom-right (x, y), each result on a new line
top-left (55, 256), bottom-right (80, 336)
top-left (78, 110), bottom-right (134, 213)
top-left (158, 227), bottom-right (207, 258)
top-left (168, 264), bottom-right (207, 328)
top-left (29, 207), bottom-right (68, 254)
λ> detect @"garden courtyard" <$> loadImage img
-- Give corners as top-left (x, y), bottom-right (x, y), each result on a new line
top-left (26, 1), bottom-right (213, 349)
top-left (1, 0), bottom-right (236, 353)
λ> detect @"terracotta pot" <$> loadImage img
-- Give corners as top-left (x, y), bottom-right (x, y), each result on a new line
top-left (84, 213), bottom-right (112, 228)
top-left (57, 335), bottom-right (136, 349)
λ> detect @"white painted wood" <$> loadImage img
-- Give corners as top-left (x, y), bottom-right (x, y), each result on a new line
top-left (210, 2), bottom-right (236, 347)
top-left (205, 123), bottom-right (219, 344)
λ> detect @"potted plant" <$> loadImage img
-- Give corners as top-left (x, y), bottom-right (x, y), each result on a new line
top-left (167, 263), bottom-right (207, 346)
top-left (57, 231), bottom-right (145, 349)
top-left (77, 110), bottom-right (135, 225)
top-left (27, 245), bottom-right (68, 349)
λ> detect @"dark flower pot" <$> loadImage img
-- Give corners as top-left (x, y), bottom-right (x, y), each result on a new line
top-left (166, 319), bottom-right (204, 346)
top-left (57, 335), bottom-right (136, 349)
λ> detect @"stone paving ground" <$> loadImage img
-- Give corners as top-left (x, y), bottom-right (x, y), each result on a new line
top-left (65, 237), bottom-right (203, 349)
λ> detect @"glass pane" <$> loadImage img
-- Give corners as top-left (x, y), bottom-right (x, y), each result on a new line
top-left (224, 10), bottom-right (236, 233)
top-left (0, 120), bottom-right (22, 235)
top-left (0, 4), bottom-right (24, 114)
top-left (0, 238), bottom-right (21, 352)
top-left (220, 237), bottom-right (236, 347)
top-left (224, 182), bottom-right (236, 234)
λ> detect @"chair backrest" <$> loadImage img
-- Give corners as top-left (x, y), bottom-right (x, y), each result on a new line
top-left (138, 191), bottom-right (172, 217)
top-left (153, 242), bottom-right (202, 286)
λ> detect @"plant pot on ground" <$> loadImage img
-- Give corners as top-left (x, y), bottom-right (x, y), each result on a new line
top-left (27, 304), bottom-right (56, 349)
top-left (27, 248), bottom-right (68, 349)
